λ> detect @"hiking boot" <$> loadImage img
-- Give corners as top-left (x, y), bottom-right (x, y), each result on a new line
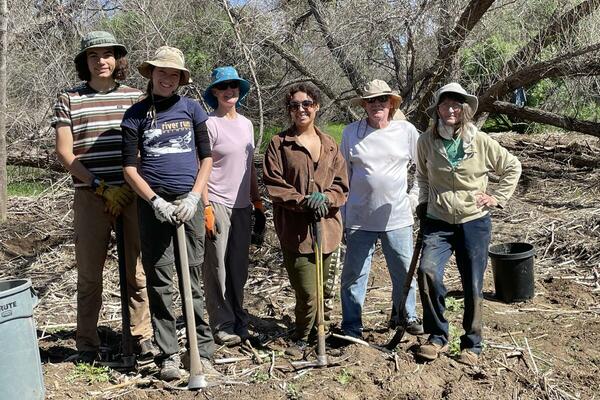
top-left (136, 339), bottom-right (159, 359)
top-left (214, 331), bottom-right (242, 346)
top-left (414, 341), bottom-right (448, 361)
top-left (160, 354), bottom-right (182, 381)
top-left (199, 358), bottom-right (222, 379)
top-left (406, 319), bottom-right (424, 336)
top-left (458, 349), bottom-right (479, 366)
top-left (285, 340), bottom-right (309, 359)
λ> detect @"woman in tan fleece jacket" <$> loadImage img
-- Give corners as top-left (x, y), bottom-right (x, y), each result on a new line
top-left (414, 83), bottom-right (521, 365)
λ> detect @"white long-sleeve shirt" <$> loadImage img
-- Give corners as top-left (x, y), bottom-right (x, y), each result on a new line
top-left (340, 119), bottom-right (419, 231)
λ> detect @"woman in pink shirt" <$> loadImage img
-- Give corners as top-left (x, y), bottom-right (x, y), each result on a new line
top-left (201, 66), bottom-right (265, 346)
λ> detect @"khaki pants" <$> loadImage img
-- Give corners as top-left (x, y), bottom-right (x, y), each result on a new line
top-left (282, 249), bottom-right (334, 341)
top-left (73, 188), bottom-right (152, 351)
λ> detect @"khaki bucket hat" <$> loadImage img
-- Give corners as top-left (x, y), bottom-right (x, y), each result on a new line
top-left (351, 79), bottom-right (402, 106)
top-left (426, 82), bottom-right (478, 118)
top-left (138, 46), bottom-right (191, 86)
top-left (74, 31), bottom-right (127, 63)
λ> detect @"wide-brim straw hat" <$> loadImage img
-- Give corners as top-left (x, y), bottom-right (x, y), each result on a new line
top-left (74, 31), bottom-right (127, 63)
top-left (138, 46), bottom-right (191, 86)
top-left (203, 66), bottom-right (251, 109)
top-left (351, 79), bottom-right (402, 106)
top-left (426, 82), bottom-right (478, 118)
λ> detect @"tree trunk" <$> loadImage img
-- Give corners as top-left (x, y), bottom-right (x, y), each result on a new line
top-left (0, 0), bottom-right (7, 222)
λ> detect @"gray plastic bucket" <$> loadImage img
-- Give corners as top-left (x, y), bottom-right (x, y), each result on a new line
top-left (0, 279), bottom-right (45, 400)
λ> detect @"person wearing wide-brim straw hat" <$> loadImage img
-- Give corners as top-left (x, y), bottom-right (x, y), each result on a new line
top-left (53, 30), bottom-right (157, 364)
top-left (339, 79), bottom-right (423, 341)
top-left (121, 45), bottom-right (219, 381)
top-left (199, 66), bottom-right (265, 347)
top-left (414, 82), bottom-right (521, 365)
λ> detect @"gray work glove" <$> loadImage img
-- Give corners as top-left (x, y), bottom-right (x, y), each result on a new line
top-left (173, 192), bottom-right (201, 223)
top-left (151, 196), bottom-right (177, 225)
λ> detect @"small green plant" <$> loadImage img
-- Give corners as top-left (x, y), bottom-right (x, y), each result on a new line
top-left (286, 382), bottom-right (301, 400)
top-left (448, 324), bottom-right (461, 356)
top-left (336, 368), bottom-right (352, 385)
top-left (445, 297), bottom-right (464, 313)
top-left (68, 363), bottom-right (110, 384)
top-left (251, 370), bottom-right (270, 383)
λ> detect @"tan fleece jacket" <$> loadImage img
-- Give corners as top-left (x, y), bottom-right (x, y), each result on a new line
top-left (416, 123), bottom-right (521, 224)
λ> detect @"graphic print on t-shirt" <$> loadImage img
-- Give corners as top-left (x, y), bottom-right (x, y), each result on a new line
top-left (143, 120), bottom-right (193, 157)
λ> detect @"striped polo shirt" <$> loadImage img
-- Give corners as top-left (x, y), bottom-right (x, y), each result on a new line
top-left (51, 83), bottom-right (142, 187)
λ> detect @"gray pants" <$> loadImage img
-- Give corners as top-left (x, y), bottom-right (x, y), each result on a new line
top-left (203, 202), bottom-right (252, 336)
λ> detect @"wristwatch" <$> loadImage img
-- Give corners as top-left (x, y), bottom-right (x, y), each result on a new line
top-left (90, 177), bottom-right (102, 190)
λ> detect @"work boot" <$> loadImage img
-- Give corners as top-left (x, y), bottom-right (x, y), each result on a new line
top-left (414, 341), bottom-right (448, 361)
top-left (199, 358), bottom-right (222, 379)
top-left (285, 340), bottom-right (309, 359)
top-left (137, 339), bottom-right (159, 360)
top-left (458, 349), bottom-right (479, 366)
top-left (160, 354), bottom-right (182, 381)
top-left (214, 331), bottom-right (242, 346)
top-left (406, 318), bottom-right (424, 336)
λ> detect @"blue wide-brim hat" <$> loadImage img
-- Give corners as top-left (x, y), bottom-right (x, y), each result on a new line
top-left (203, 66), bottom-right (251, 110)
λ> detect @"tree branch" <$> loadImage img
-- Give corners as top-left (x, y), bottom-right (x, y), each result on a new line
top-left (487, 101), bottom-right (600, 139)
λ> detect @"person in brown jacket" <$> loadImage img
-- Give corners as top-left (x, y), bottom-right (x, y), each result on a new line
top-left (263, 83), bottom-right (349, 355)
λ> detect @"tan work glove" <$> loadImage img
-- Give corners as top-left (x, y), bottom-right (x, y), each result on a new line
top-left (96, 182), bottom-right (136, 216)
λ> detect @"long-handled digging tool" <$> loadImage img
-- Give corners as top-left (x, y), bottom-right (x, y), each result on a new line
top-left (291, 219), bottom-right (328, 368)
top-left (99, 216), bottom-right (136, 369)
top-left (385, 225), bottom-right (424, 350)
top-left (175, 223), bottom-right (207, 390)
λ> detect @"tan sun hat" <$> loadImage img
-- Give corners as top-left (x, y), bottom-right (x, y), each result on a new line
top-left (426, 82), bottom-right (478, 118)
top-left (351, 79), bottom-right (402, 106)
top-left (138, 46), bottom-right (191, 86)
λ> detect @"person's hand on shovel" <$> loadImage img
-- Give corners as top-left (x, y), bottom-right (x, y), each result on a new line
top-left (173, 192), bottom-right (201, 223)
top-left (204, 204), bottom-right (220, 240)
top-left (304, 192), bottom-right (329, 220)
top-left (151, 195), bottom-right (178, 225)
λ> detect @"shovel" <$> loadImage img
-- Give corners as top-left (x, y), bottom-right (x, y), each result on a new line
top-left (175, 223), bottom-right (207, 390)
top-left (385, 225), bottom-right (424, 350)
top-left (291, 219), bottom-right (328, 368)
top-left (99, 216), bottom-right (136, 369)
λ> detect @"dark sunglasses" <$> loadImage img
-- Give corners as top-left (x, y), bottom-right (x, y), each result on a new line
top-left (214, 81), bottom-right (240, 90)
top-left (365, 95), bottom-right (390, 104)
top-left (288, 100), bottom-right (315, 111)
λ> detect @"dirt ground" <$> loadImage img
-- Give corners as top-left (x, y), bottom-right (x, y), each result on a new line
top-left (1, 132), bottom-right (599, 400)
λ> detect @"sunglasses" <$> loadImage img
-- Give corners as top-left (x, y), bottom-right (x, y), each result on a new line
top-left (288, 100), bottom-right (315, 111)
top-left (214, 81), bottom-right (240, 90)
top-left (365, 95), bottom-right (390, 104)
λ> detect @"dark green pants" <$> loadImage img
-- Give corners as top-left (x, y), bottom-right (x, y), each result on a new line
top-left (283, 249), bottom-right (335, 341)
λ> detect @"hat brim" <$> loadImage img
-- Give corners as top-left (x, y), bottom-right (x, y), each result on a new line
top-left (203, 78), bottom-right (251, 110)
top-left (351, 92), bottom-right (402, 106)
top-left (138, 61), bottom-right (191, 86)
top-left (74, 43), bottom-right (128, 63)
top-left (426, 93), bottom-right (478, 118)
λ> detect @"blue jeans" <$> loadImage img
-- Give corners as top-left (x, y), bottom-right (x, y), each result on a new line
top-left (417, 215), bottom-right (491, 354)
top-left (341, 226), bottom-right (417, 337)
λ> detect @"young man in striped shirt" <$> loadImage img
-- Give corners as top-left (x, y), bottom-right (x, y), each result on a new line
top-left (52, 31), bottom-right (156, 363)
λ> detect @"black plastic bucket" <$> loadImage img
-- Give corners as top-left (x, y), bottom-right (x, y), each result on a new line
top-left (489, 242), bottom-right (535, 303)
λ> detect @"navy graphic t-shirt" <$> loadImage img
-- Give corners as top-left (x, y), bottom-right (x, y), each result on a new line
top-left (121, 95), bottom-right (210, 194)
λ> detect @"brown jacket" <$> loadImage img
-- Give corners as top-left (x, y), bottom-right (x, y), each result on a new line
top-left (263, 127), bottom-right (349, 254)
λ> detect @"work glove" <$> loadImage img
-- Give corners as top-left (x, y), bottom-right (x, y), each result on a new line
top-left (151, 196), bottom-right (177, 225)
top-left (173, 192), bottom-right (201, 223)
top-left (314, 203), bottom-right (329, 219)
top-left (416, 202), bottom-right (428, 220)
top-left (96, 181), bottom-right (136, 217)
top-left (204, 204), bottom-right (220, 240)
top-left (305, 192), bottom-right (329, 210)
top-left (251, 200), bottom-right (266, 247)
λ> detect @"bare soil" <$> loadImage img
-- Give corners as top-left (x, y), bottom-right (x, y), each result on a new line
top-left (1, 132), bottom-right (599, 400)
